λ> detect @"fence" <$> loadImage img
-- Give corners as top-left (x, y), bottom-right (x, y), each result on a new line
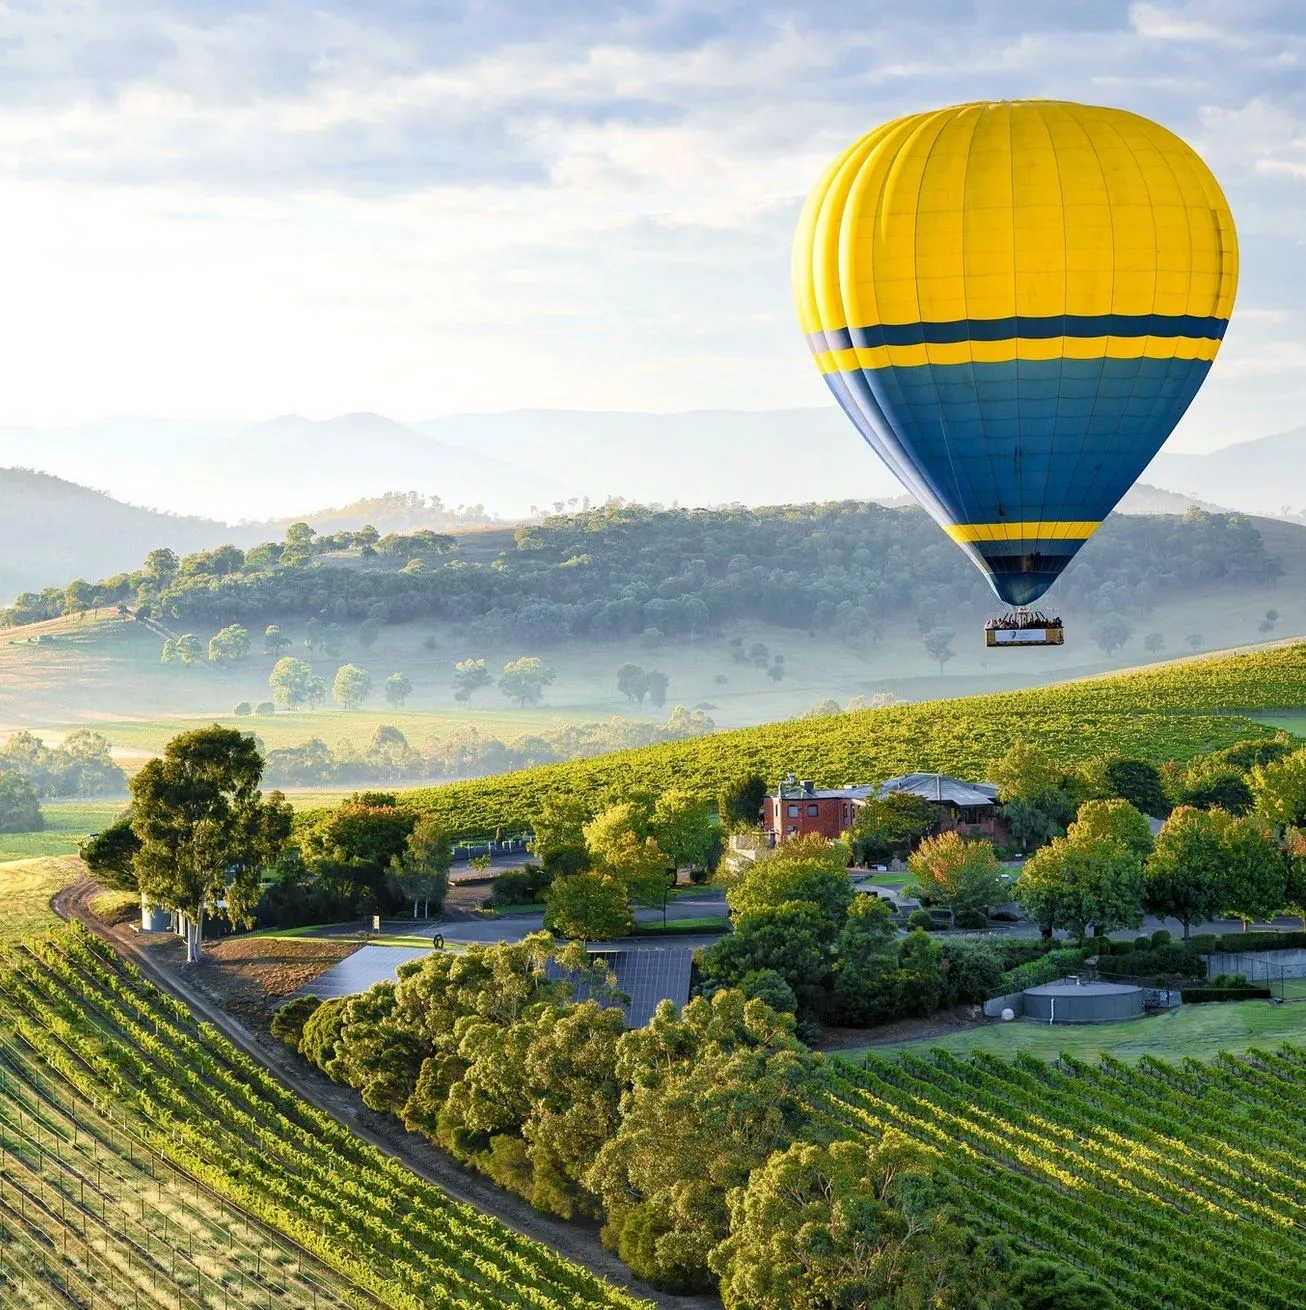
top-left (1205, 951), bottom-right (1302, 1002)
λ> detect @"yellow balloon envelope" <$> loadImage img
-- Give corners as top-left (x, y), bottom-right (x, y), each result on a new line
top-left (793, 100), bottom-right (1238, 606)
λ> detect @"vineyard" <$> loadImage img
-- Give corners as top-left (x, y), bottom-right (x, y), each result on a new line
top-left (817, 1045), bottom-right (1306, 1310)
top-left (395, 643), bottom-right (1306, 837)
top-left (0, 925), bottom-right (649, 1309)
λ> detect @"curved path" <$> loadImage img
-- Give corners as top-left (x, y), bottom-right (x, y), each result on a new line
top-left (53, 879), bottom-right (719, 1310)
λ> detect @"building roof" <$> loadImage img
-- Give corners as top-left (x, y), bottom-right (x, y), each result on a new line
top-left (772, 777), bottom-right (876, 802)
top-left (879, 773), bottom-right (999, 807)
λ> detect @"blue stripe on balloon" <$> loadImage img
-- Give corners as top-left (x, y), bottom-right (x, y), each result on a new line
top-left (808, 313), bottom-right (1228, 352)
top-left (824, 353), bottom-right (1212, 606)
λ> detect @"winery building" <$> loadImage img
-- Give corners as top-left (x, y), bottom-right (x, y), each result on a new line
top-left (763, 772), bottom-right (1003, 844)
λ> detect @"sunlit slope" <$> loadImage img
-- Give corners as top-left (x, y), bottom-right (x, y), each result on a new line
top-left (398, 643), bottom-right (1306, 837)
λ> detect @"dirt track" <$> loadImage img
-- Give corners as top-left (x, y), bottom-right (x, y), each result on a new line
top-left (53, 879), bottom-right (720, 1310)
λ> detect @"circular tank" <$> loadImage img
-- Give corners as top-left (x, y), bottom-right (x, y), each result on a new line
top-left (1022, 980), bottom-right (1144, 1024)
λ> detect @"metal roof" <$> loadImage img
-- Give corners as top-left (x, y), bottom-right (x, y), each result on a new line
top-left (546, 945), bottom-right (693, 1028)
top-left (879, 773), bottom-right (999, 807)
top-left (770, 772), bottom-right (997, 807)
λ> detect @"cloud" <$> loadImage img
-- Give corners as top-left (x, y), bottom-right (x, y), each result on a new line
top-left (0, 0), bottom-right (1299, 445)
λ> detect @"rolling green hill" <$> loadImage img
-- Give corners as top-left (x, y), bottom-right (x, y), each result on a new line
top-left (388, 642), bottom-right (1306, 838)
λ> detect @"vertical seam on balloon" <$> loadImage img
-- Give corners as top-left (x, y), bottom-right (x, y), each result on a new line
top-left (913, 106), bottom-right (969, 526)
top-left (1006, 101), bottom-right (1024, 539)
top-left (1037, 104), bottom-right (1069, 565)
top-left (1093, 114), bottom-right (1163, 518)
top-left (1064, 105), bottom-right (1117, 534)
top-left (956, 105), bottom-right (1000, 544)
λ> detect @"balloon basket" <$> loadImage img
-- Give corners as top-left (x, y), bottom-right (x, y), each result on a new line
top-left (984, 609), bottom-right (1065, 647)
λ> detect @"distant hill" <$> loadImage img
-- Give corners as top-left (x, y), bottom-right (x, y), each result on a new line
top-left (1146, 426), bottom-right (1306, 520)
top-left (0, 469), bottom-right (239, 598)
top-left (412, 408), bottom-right (904, 508)
top-left (3, 407), bottom-right (1297, 524)
top-left (193, 414), bottom-right (581, 520)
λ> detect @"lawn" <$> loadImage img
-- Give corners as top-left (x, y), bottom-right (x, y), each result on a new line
top-left (839, 998), bottom-right (1306, 1065)
top-left (0, 855), bottom-right (83, 942)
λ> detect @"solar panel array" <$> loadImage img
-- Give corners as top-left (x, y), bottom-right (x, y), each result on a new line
top-left (546, 945), bottom-right (694, 1028)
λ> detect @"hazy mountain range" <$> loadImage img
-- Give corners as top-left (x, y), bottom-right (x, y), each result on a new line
top-left (2, 408), bottom-right (1297, 525)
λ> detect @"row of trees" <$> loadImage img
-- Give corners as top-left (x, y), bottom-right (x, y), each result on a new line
top-left (266, 659), bottom-right (412, 710)
top-left (276, 936), bottom-right (1105, 1306)
top-left (0, 729), bottom-right (125, 797)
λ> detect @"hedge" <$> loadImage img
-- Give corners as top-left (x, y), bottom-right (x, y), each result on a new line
top-left (1180, 987), bottom-right (1273, 1003)
top-left (995, 948), bottom-right (1088, 997)
top-left (1098, 943), bottom-right (1205, 981)
top-left (1209, 931), bottom-right (1306, 954)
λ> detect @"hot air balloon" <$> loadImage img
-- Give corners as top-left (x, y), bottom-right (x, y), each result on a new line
top-left (792, 100), bottom-right (1238, 645)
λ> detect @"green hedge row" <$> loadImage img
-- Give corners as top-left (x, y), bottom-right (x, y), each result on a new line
top-left (1180, 987), bottom-right (1273, 1003)
top-left (1098, 943), bottom-right (1205, 981)
top-left (995, 948), bottom-right (1088, 997)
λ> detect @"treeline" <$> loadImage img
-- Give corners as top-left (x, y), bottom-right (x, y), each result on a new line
top-left (1, 501), bottom-right (1281, 642)
top-left (262, 710), bottom-right (716, 788)
top-left (0, 730), bottom-right (126, 797)
top-left (276, 940), bottom-right (1107, 1307)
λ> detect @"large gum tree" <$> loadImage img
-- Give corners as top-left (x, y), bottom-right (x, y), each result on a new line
top-left (130, 725), bottom-right (292, 963)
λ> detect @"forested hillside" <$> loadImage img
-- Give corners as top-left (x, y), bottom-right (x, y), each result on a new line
top-left (2, 501), bottom-right (1285, 650)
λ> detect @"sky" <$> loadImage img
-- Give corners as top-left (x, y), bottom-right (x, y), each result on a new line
top-left (0, 0), bottom-right (1302, 451)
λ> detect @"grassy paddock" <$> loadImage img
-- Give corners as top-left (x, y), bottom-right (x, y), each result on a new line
top-left (0, 799), bottom-right (125, 862)
top-left (839, 998), bottom-right (1306, 1065)
top-left (0, 855), bottom-right (83, 942)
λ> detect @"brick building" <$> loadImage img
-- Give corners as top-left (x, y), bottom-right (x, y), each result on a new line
top-left (763, 772), bottom-right (1005, 844)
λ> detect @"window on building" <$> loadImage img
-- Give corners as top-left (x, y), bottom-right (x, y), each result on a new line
top-left (787, 804), bottom-right (799, 818)
top-left (960, 807), bottom-right (986, 825)
top-left (807, 803), bottom-right (819, 817)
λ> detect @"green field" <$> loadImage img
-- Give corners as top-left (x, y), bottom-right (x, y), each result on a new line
top-left (0, 927), bottom-right (649, 1309)
top-left (817, 1043), bottom-right (1306, 1307)
top-left (0, 856), bottom-right (83, 942)
top-left (840, 999), bottom-right (1306, 1064)
top-left (0, 799), bottom-right (124, 862)
top-left (70, 705), bottom-right (594, 756)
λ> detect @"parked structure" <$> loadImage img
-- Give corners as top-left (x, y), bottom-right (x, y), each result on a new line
top-left (762, 771), bottom-right (1005, 844)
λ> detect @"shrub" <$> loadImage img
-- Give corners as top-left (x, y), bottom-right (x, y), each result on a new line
top-left (736, 969), bottom-right (798, 1015)
top-left (997, 948), bottom-right (1088, 996)
top-left (1214, 930), bottom-right (1306, 953)
top-left (233, 701), bottom-right (253, 716)
top-left (1151, 928), bottom-right (1172, 948)
top-left (939, 939), bottom-right (1004, 1004)
top-left (993, 940), bottom-right (1053, 970)
top-left (907, 909), bottom-right (933, 931)
top-left (255, 701), bottom-right (276, 716)
top-left (1134, 936), bottom-right (1151, 951)
top-left (954, 908), bottom-right (988, 930)
top-left (271, 994), bottom-right (322, 1050)
top-left (489, 863), bottom-right (553, 908)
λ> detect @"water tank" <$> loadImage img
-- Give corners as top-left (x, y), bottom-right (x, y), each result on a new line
top-left (140, 897), bottom-right (171, 933)
top-left (1022, 980), bottom-right (1144, 1024)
